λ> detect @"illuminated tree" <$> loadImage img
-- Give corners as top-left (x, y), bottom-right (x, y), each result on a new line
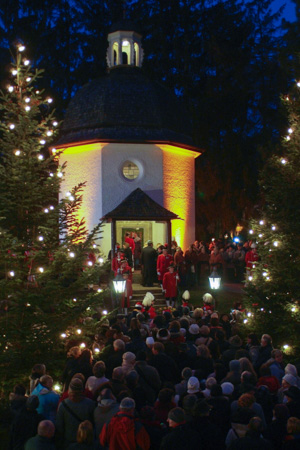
top-left (244, 77), bottom-right (300, 356)
top-left (0, 44), bottom-right (108, 386)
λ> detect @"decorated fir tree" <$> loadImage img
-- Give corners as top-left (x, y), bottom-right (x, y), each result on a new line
top-left (0, 43), bottom-right (110, 387)
top-left (244, 78), bottom-right (300, 357)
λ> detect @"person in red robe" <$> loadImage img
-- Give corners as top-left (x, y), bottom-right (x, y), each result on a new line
top-left (157, 247), bottom-right (173, 288)
top-left (119, 259), bottom-right (132, 281)
top-left (121, 272), bottom-right (132, 315)
top-left (245, 243), bottom-right (259, 269)
top-left (112, 249), bottom-right (124, 275)
top-left (125, 232), bottom-right (135, 253)
top-left (163, 263), bottom-right (179, 307)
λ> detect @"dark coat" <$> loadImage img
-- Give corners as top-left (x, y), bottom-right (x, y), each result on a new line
top-left (160, 423), bottom-right (202, 450)
top-left (141, 245), bottom-right (157, 286)
top-left (149, 353), bottom-right (180, 383)
top-left (9, 407), bottom-right (43, 450)
top-left (24, 435), bottom-right (56, 450)
top-left (254, 344), bottom-right (273, 371)
top-left (263, 418), bottom-right (287, 450)
top-left (135, 361), bottom-right (161, 404)
top-left (190, 416), bottom-right (226, 450)
top-left (228, 430), bottom-right (273, 449)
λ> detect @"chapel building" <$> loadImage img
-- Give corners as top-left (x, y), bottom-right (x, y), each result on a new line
top-left (55, 19), bottom-right (202, 257)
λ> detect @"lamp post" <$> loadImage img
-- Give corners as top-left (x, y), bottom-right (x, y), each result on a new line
top-left (112, 269), bottom-right (126, 311)
top-left (208, 266), bottom-right (221, 308)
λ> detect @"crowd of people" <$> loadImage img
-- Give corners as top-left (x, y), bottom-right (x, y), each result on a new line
top-left (8, 293), bottom-right (300, 449)
top-left (110, 236), bottom-right (258, 300)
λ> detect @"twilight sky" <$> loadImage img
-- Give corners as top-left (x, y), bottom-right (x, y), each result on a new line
top-left (272, 0), bottom-right (296, 21)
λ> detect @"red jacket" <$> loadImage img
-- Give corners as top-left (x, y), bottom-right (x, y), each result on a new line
top-left (100, 412), bottom-right (150, 450)
top-left (121, 279), bottom-right (133, 308)
top-left (125, 237), bottom-right (135, 252)
top-left (157, 254), bottom-right (173, 281)
top-left (163, 271), bottom-right (179, 297)
top-left (245, 250), bottom-right (259, 269)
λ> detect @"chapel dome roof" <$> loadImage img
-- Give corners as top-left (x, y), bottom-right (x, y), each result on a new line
top-left (56, 66), bottom-right (195, 149)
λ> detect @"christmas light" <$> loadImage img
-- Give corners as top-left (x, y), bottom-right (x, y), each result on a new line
top-left (46, 131), bottom-right (53, 136)
top-left (39, 139), bottom-right (46, 145)
top-left (288, 128), bottom-right (293, 134)
top-left (44, 208), bottom-right (49, 213)
top-left (259, 220), bottom-right (264, 225)
top-left (69, 196), bottom-right (75, 201)
top-left (98, 258), bottom-right (104, 264)
top-left (272, 226), bottom-right (276, 230)
top-left (47, 98), bottom-right (53, 104)
top-left (291, 307), bottom-right (296, 312)
top-left (25, 106), bottom-right (31, 112)
top-left (26, 77), bottom-right (31, 82)
top-left (38, 267), bottom-right (44, 273)
top-left (18, 45), bottom-right (25, 52)
top-left (52, 149), bottom-right (57, 154)
top-left (25, 97), bottom-right (30, 103)
top-left (249, 230), bottom-right (254, 235)
top-left (26, 303), bottom-right (31, 307)
top-left (266, 277), bottom-right (270, 281)
top-left (88, 261), bottom-right (93, 266)
top-left (54, 384), bottom-right (61, 392)
top-left (273, 241), bottom-right (278, 247)
top-left (61, 333), bottom-right (67, 338)
top-left (69, 252), bottom-right (75, 258)
top-left (262, 272), bottom-right (267, 277)
top-left (66, 192), bottom-right (71, 197)
top-left (259, 234), bottom-right (263, 238)
top-left (57, 172), bottom-right (63, 178)
top-left (80, 343), bottom-right (86, 348)
top-left (12, 69), bottom-right (18, 75)
top-left (285, 96), bottom-right (289, 101)
top-left (38, 236), bottom-right (44, 241)
top-left (248, 276), bottom-right (253, 281)
top-left (103, 310), bottom-right (108, 315)
top-left (297, 82), bottom-right (300, 88)
top-left (15, 150), bottom-right (21, 156)
top-left (93, 244), bottom-right (97, 249)
top-left (283, 344), bottom-right (289, 350)
top-left (38, 154), bottom-right (44, 160)
top-left (285, 136), bottom-right (291, 141)
top-left (94, 348), bottom-right (100, 354)
top-left (36, 90), bottom-right (40, 94)
top-left (53, 121), bottom-right (58, 127)
top-left (76, 329), bottom-right (82, 334)
top-left (9, 124), bottom-right (15, 130)
top-left (97, 288), bottom-right (103, 293)
top-left (49, 173), bottom-right (54, 177)
top-left (9, 271), bottom-right (15, 277)
top-left (24, 60), bottom-right (30, 66)
top-left (49, 206), bottom-right (54, 210)
top-left (8, 86), bottom-right (14, 93)
top-left (243, 319), bottom-right (248, 324)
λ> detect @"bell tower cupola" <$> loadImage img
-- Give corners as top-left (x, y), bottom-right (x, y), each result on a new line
top-left (106, 19), bottom-right (144, 68)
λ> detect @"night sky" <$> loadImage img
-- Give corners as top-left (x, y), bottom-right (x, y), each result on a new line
top-left (272, 0), bottom-right (296, 21)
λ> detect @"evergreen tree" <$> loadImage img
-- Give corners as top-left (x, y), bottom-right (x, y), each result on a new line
top-left (243, 77), bottom-right (300, 356)
top-left (0, 44), bottom-right (109, 388)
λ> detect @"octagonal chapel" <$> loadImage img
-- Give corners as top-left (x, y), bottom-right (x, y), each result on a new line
top-left (55, 19), bottom-right (202, 257)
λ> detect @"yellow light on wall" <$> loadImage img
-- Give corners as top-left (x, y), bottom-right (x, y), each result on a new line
top-left (159, 144), bottom-right (200, 250)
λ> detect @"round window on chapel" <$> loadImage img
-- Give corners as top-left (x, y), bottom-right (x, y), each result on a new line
top-left (122, 161), bottom-right (140, 180)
